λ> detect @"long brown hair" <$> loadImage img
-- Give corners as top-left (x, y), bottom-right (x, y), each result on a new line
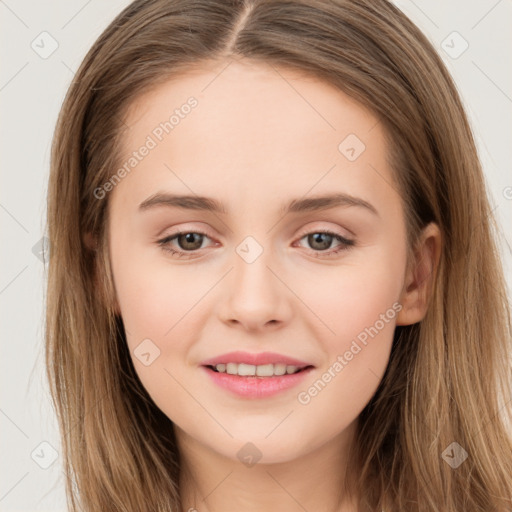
top-left (45, 0), bottom-right (512, 510)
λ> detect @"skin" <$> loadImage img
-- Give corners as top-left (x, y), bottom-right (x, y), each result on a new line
top-left (105, 57), bottom-right (441, 512)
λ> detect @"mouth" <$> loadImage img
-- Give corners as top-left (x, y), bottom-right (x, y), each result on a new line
top-left (204, 363), bottom-right (315, 377)
top-left (201, 362), bottom-right (315, 398)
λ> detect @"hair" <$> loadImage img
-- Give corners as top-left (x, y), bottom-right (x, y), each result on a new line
top-left (45, 0), bottom-right (512, 510)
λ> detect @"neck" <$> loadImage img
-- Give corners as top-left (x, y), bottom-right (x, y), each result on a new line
top-left (176, 419), bottom-right (360, 512)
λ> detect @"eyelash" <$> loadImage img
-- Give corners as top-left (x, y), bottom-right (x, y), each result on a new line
top-left (156, 229), bottom-right (355, 259)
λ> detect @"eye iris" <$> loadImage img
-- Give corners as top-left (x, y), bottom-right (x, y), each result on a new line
top-left (308, 233), bottom-right (333, 251)
top-left (178, 233), bottom-right (203, 250)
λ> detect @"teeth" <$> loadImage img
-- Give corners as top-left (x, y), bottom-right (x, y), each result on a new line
top-left (215, 363), bottom-right (303, 377)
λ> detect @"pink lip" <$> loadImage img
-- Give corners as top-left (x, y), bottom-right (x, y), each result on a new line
top-left (200, 351), bottom-right (313, 368)
top-left (201, 365), bottom-right (315, 399)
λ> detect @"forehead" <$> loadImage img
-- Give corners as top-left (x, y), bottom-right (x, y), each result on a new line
top-left (124, 58), bottom-right (380, 147)
top-left (112, 59), bottom-right (397, 214)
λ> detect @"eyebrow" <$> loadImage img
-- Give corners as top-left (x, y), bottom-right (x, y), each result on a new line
top-left (138, 192), bottom-right (379, 217)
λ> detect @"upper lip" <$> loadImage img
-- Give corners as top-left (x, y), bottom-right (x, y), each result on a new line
top-left (201, 351), bottom-right (314, 368)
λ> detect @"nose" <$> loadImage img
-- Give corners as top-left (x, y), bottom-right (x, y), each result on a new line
top-left (217, 245), bottom-right (293, 332)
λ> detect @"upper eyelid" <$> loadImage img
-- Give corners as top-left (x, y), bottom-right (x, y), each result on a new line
top-left (159, 220), bottom-right (354, 239)
top-left (295, 225), bottom-right (353, 240)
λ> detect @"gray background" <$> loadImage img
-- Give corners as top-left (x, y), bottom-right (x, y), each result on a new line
top-left (1, 1), bottom-right (511, 510)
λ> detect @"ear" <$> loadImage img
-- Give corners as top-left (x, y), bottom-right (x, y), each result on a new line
top-left (396, 222), bottom-right (441, 326)
top-left (82, 231), bottom-right (122, 316)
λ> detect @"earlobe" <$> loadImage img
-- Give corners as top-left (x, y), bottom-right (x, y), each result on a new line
top-left (396, 222), bottom-right (441, 326)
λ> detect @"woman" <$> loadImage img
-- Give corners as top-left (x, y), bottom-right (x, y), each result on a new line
top-left (45, 0), bottom-right (512, 510)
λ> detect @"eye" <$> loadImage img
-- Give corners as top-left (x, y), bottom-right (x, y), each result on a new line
top-left (156, 229), bottom-right (355, 259)
top-left (295, 230), bottom-right (355, 257)
top-left (157, 230), bottom-right (215, 258)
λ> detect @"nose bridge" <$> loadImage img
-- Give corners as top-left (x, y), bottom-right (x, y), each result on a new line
top-left (219, 234), bottom-right (292, 329)
top-left (233, 234), bottom-right (279, 304)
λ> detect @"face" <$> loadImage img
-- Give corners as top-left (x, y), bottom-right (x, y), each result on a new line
top-left (107, 58), bottom-right (410, 464)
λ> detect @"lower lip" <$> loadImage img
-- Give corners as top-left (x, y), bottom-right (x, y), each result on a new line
top-left (201, 366), bottom-right (314, 398)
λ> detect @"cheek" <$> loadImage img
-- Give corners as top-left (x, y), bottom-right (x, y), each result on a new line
top-left (109, 238), bottom-right (217, 403)
top-left (110, 248), bottom-right (205, 419)
top-left (291, 244), bottom-right (405, 433)
top-left (299, 242), bottom-right (405, 344)
top-left (111, 241), bottom-right (201, 343)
